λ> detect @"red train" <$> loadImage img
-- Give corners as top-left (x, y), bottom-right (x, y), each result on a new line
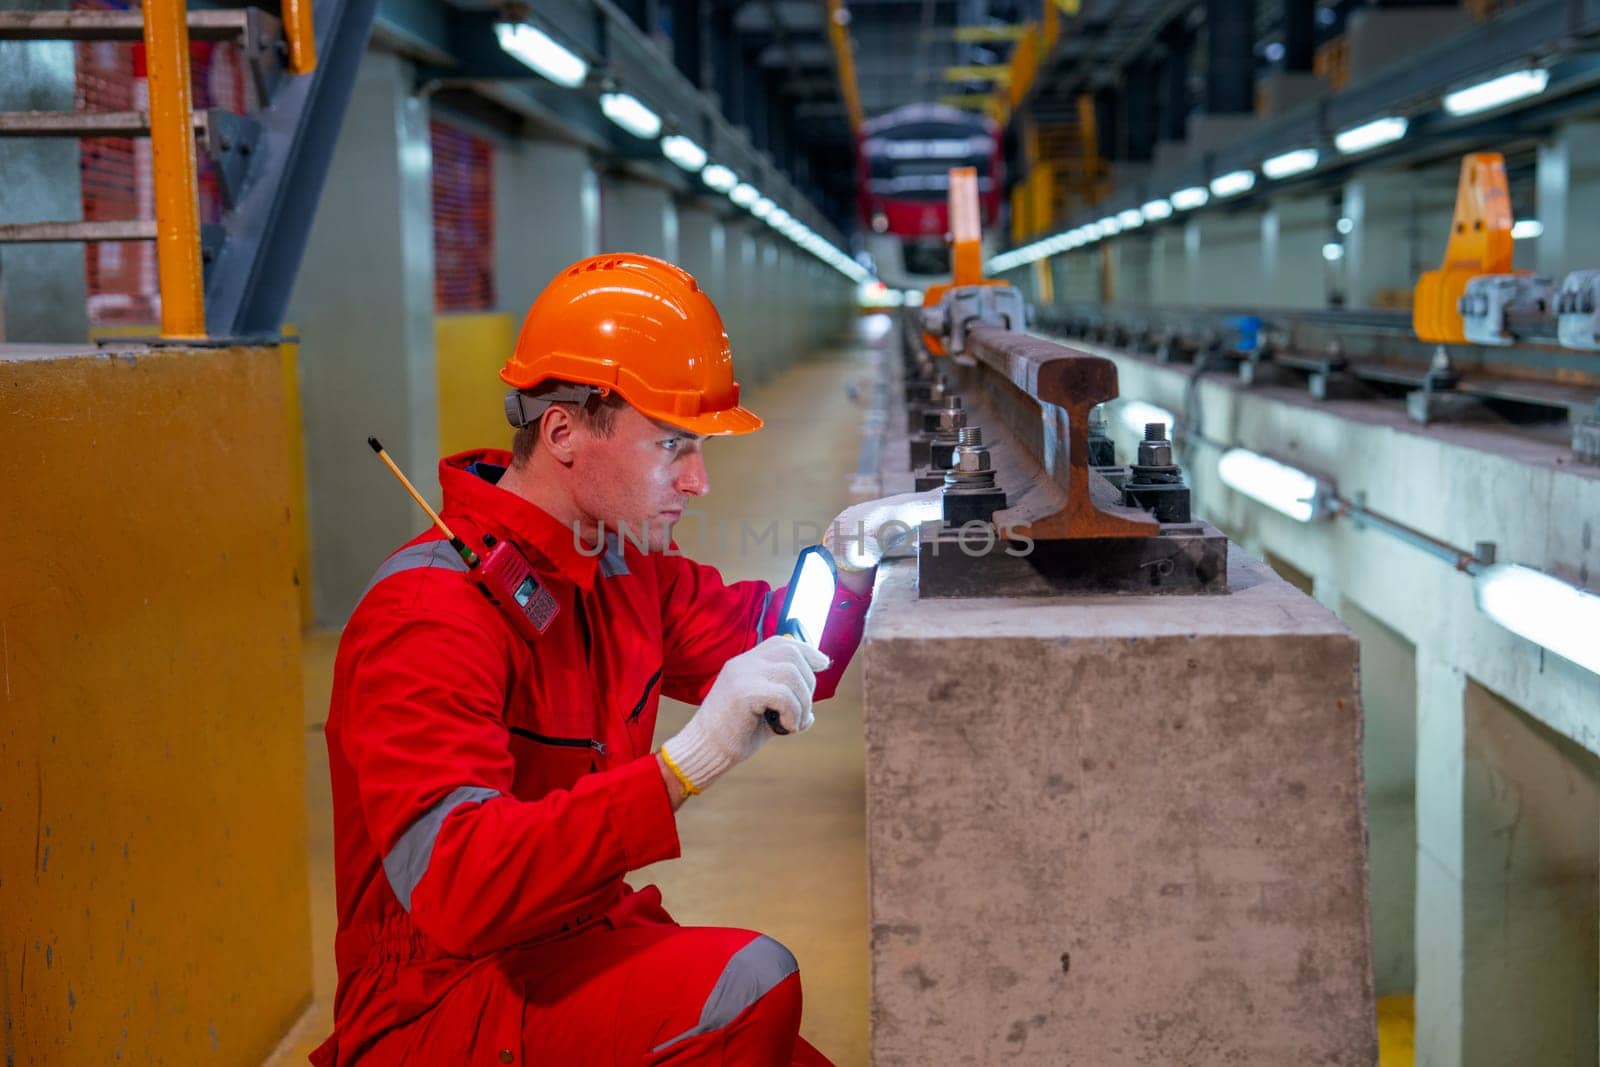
top-left (858, 103), bottom-right (1003, 291)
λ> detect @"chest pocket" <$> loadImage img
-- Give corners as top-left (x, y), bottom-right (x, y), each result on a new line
top-left (507, 725), bottom-right (602, 799)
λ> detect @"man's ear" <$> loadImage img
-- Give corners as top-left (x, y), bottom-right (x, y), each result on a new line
top-left (539, 405), bottom-right (579, 465)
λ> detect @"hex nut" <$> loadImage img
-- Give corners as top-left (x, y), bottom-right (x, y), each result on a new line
top-left (954, 444), bottom-right (992, 472)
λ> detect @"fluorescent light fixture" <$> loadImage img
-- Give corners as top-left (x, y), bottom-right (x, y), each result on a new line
top-left (1474, 563), bottom-right (1600, 674)
top-left (1117, 208), bottom-right (1144, 229)
top-left (750, 196), bottom-right (775, 219)
top-left (494, 22), bottom-right (588, 88)
top-left (1322, 242), bottom-right (1344, 262)
top-left (729, 182), bottom-right (760, 207)
top-left (1334, 116), bottom-right (1408, 155)
top-left (660, 134), bottom-right (707, 172)
top-left (1210, 169), bottom-right (1256, 198)
top-left (1511, 219), bottom-right (1543, 240)
top-left (1216, 448), bottom-right (1330, 522)
top-left (1141, 198), bottom-right (1173, 221)
top-left (599, 91), bottom-right (661, 139)
top-left (1336, 216), bottom-right (1354, 235)
top-left (1171, 186), bottom-right (1210, 211)
top-left (701, 163), bottom-right (738, 192)
top-left (1261, 147), bottom-right (1319, 180)
top-left (1443, 68), bottom-right (1548, 117)
top-left (1117, 400), bottom-right (1177, 438)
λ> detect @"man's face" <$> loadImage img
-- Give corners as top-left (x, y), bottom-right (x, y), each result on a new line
top-left (568, 403), bottom-right (708, 552)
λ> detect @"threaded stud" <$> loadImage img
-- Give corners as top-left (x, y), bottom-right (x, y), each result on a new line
top-left (958, 426), bottom-right (983, 446)
top-left (1144, 422), bottom-right (1165, 441)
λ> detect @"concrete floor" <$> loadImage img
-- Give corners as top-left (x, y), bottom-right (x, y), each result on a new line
top-left (260, 323), bottom-right (1416, 1066)
top-left (263, 336), bottom-right (879, 1066)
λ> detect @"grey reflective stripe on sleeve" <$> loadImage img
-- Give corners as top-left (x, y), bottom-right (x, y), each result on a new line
top-left (382, 785), bottom-right (500, 911)
top-left (359, 540), bottom-right (470, 602)
top-left (599, 531), bottom-right (630, 578)
top-left (650, 935), bottom-right (799, 1052)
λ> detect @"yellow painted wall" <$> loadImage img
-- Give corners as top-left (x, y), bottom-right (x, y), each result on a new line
top-left (436, 311), bottom-right (517, 456)
top-left (0, 344), bottom-right (310, 1063)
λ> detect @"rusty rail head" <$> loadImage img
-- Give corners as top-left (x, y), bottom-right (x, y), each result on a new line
top-left (965, 325), bottom-right (1158, 540)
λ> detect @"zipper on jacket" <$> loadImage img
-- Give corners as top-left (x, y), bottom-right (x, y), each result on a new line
top-left (625, 667), bottom-right (664, 724)
top-left (508, 725), bottom-right (606, 756)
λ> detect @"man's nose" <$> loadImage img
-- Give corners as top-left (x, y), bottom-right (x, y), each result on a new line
top-left (677, 452), bottom-right (709, 497)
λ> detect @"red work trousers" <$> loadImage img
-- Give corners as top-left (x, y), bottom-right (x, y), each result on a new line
top-left (383, 921), bottom-right (836, 1065)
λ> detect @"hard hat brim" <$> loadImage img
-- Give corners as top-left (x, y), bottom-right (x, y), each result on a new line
top-left (652, 403), bottom-right (764, 437)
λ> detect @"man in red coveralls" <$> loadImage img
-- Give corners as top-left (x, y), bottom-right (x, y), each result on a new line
top-left (312, 253), bottom-right (893, 1066)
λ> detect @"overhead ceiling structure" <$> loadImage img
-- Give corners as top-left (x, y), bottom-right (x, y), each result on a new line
top-left (367, 0), bottom-right (867, 244)
top-left (841, 0), bottom-right (1029, 120)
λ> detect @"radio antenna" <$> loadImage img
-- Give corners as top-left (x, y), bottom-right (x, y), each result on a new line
top-left (367, 436), bottom-right (479, 568)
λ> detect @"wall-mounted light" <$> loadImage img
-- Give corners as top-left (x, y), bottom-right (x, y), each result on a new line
top-left (1141, 198), bottom-right (1174, 221)
top-left (701, 163), bottom-right (738, 192)
top-left (1336, 216), bottom-right (1354, 235)
top-left (1117, 208), bottom-right (1144, 229)
top-left (1322, 242), bottom-right (1344, 262)
top-left (1217, 448), bottom-right (1332, 522)
top-left (1334, 116), bottom-right (1407, 155)
top-left (494, 22), bottom-right (588, 88)
top-left (660, 134), bottom-right (707, 172)
top-left (1443, 68), bottom-right (1548, 117)
top-left (751, 196), bottom-right (776, 219)
top-left (1099, 215), bottom-right (1122, 235)
top-left (1209, 169), bottom-right (1257, 199)
top-left (1474, 563), bottom-right (1600, 674)
top-left (1171, 186), bottom-right (1210, 211)
top-left (729, 182), bottom-right (760, 207)
top-left (1262, 148), bottom-right (1319, 180)
top-left (599, 91), bottom-right (661, 139)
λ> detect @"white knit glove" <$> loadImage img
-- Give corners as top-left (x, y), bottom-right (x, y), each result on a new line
top-left (659, 637), bottom-right (831, 794)
top-left (823, 489), bottom-right (944, 572)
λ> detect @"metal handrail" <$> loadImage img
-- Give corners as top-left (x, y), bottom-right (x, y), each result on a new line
top-left (284, 0), bottom-right (318, 75)
top-left (141, 0), bottom-right (205, 339)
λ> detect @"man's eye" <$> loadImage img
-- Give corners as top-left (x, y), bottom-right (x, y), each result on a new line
top-left (661, 438), bottom-right (680, 451)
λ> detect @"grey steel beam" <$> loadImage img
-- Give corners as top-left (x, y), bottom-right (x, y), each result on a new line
top-left (1282, 0), bottom-right (1314, 73)
top-left (0, 110), bottom-right (199, 137)
top-left (1159, 19), bottom-right (1193, 141)
top-left (372, 0), bottom-right (455, 68)
top-left (0, 220), bottom-right (157, 242)
top-left (0, 8), bottom-right (255, 41)
top-left (204, 0), bottom-right (379, 336)
top-left (1204, 0), bottom-right (1255, 115)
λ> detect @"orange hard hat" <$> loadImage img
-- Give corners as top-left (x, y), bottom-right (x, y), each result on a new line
top-left (500, 253), bottom-right (762, 436)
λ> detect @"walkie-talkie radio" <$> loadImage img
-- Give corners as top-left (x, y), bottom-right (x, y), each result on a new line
top-left (368, 438), bottom-right (560, 642)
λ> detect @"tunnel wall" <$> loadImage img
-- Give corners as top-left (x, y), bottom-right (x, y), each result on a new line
top-left (0, 343), bottom-right (310, 1064)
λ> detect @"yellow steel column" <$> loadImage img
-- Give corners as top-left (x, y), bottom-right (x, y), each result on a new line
top-left (141, 0), bottom-right (206, 338)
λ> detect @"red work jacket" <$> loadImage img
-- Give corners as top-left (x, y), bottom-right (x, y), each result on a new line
top-left (313, 449), bottom-right (869, 1065)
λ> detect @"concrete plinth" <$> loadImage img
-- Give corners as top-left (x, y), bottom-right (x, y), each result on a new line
top-left (863, 552), bottom-right (1377, 1064)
